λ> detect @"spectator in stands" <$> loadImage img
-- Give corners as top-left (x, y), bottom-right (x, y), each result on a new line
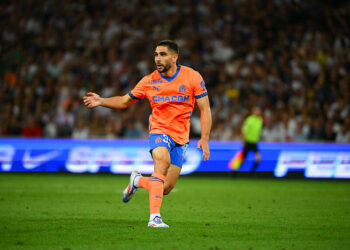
top-left (21, 118), bottom-right (42, 137)
top-left (72, 118), bottom-right (90, 139)
top-left (0, 0), bottom-right (349, 144)
top-left (336, 123), bottom-right (350, 143)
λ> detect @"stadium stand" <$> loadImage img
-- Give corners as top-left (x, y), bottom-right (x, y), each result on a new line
top-left (1, 0), bottom-right (349, 142)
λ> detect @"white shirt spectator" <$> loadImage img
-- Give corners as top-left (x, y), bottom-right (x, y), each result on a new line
top-left (336, 125), bottom-right (350, 143)
top-left (72, 127), bottom-right (89, 139)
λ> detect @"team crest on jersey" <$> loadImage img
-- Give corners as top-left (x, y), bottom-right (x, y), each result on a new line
top-left (200, 81), bottom-right (206, 91)
top-left (151, 79), bottom-right (163, 85)
top-left (179, 85), bottom-right (186, 93)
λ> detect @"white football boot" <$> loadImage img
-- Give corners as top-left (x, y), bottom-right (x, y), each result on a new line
top-left (122, 170), bottom-right (141, 203)
top-left (148, 216), bottom-right (169, 228)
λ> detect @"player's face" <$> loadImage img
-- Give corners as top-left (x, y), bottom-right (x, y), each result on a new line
top-left (154, 46), bottom-right (177, 73)
top-left (253, 107), bottom-right (262, 116)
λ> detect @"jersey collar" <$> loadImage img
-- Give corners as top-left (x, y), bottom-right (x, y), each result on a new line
top-left (159, 64), bottom-right (181, 82)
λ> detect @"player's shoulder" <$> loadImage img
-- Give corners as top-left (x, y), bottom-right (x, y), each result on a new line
top-left (245, 115), bottom-right (253, 121)
top-left (247, 115), bottom-right (261, 122)
top-left (143, 70), bottom-right (159, 80)
top-left (180, 65), bottom-right (202, 82)
top-left (140, 70), bottom-right (162, 83)
top-left (180, 65), bottom-right (199, 75)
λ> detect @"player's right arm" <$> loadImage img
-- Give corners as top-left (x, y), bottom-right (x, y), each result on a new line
top-left (241, 116), bottom-right (250, 139)
top-left (84, 76), bottom-right (147, 109)
top-left (83, 92), bottom-right (138, 109)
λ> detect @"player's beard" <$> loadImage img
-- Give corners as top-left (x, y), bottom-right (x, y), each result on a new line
top-left (157, 63), bottom-right (170, 73)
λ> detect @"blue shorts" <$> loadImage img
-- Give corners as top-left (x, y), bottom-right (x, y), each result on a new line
top-left (149, 134), bottom-right (189, 168)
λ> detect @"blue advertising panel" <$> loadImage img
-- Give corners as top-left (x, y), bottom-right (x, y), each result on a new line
top-left (0, 139), bottom-right (350, 178)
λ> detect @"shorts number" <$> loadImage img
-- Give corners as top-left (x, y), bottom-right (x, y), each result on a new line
top-left (162, 135), bottom-right (171, 148)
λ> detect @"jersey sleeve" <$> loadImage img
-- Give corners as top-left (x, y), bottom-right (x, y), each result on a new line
top-left (128, 76), bottom-right (147, 100)
top-left (192, 71), bottom-right (208, 99)
top-left (242, 116), bottom-right (250, 134)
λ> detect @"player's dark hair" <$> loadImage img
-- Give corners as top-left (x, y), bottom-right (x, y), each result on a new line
top-left (157, 40), bottom-right (179, 54)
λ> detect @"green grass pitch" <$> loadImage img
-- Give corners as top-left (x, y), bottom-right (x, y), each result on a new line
top-left (0, 174), bottom-right (349, 250)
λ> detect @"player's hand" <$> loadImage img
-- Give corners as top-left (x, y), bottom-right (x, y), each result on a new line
top-left (197, 139), bottom-right (210, 161)
top-left (83, 92), bottom-right (102, 108)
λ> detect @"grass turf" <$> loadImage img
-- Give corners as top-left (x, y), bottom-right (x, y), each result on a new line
top-left (0, 174), bottom-right (349, 250)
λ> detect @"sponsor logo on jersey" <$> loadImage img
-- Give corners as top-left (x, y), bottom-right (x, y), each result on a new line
top-left (150, 79), bottom-right (163, 85)
top-left (153, 86), bottom-right (159, 91)
top-left (152, 95), bottom-right (190, 102)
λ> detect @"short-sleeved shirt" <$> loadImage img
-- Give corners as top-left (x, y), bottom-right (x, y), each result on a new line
top-left (242, 115), bottom-right (263, 143)
top-left (129, 65), bottom-right (207, 145)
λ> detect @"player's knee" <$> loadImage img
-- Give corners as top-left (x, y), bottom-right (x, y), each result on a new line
top-left (155, 158), bottom-right (171, 168)
top-left (163, 185), bottom-right (174, 195)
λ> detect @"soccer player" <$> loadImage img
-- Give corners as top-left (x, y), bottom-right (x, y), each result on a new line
top-left (83, 40), bottom-right (212, 228)
top-left (234, 106), bottom-right (263, 172)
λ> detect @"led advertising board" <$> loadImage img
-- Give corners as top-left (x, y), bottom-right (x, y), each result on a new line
top-left (0, 139), bottom-right (349, 178)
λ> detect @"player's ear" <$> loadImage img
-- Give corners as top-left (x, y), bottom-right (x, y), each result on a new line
top-left (172, 53), bottom-right (178, 63)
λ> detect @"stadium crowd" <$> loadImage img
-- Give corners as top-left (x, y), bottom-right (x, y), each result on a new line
top-left (1, 0), bottom-right (350, 143)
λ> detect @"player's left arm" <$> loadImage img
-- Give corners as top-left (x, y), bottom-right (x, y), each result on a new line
top-left (196, 95), bottom-right (212, 161)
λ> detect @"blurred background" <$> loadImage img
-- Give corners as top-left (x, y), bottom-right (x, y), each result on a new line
top-left (1, 3), bottom-right (350, 247)
top-left (1, 0), bottom-right (350, 143)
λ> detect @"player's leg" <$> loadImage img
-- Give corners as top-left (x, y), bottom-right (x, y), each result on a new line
top-left (163, 164), bottom-right (181, 195)
top-left (163, 143), bottom-right (187, 195)
top-left (242, 142), bottom-right (249, 162)
top-left (129, 164), bottom-right (180, 194)
top-left (128, 142), bottom-right (183, 193)
top-left (122, 170), bottom-right (142, 203)
top-left (148, 146), bottom-right (170, 228)
top-left (122, 134), bottom-right (169, 202)
top-left (122, 134), bottom-right (179, 227)
top-left (147, 136), bottom-right (186, 227)
top-left (252, 150), bottom-right (261, 172)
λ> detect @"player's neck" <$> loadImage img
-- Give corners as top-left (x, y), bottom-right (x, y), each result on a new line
top-left (162, 64), bottom-right (178, 78)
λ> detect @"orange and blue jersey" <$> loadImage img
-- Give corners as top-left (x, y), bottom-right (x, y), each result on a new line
top-left (129, 65), bottom-right (208, 145)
